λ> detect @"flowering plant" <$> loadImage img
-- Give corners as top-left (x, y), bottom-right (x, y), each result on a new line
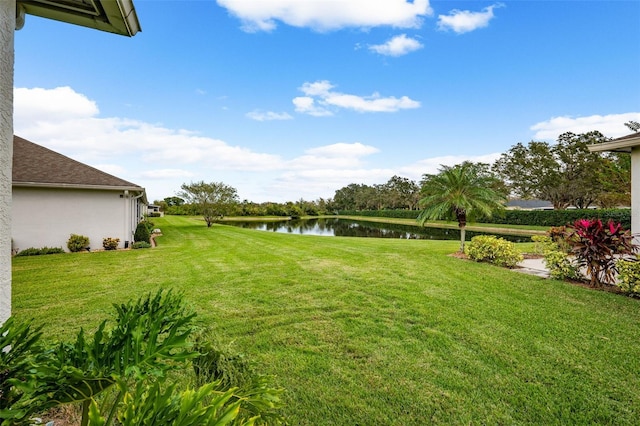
top-left (565, 218), bottom-right (636, 287)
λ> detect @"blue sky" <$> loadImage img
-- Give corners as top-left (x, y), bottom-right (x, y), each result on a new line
top-left (13, 0), bottom-right (640, 203)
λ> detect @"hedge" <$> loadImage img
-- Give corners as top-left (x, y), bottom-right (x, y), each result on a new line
top-left (338, 208), bottom-right (631, 229)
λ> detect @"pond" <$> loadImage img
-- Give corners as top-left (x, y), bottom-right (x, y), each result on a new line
top-left (223, 218), bottom-right (532, 243)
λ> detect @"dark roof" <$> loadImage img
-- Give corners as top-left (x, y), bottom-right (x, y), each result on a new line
top-left (12, 135), bottom-right (142, 189)
top-left (612, 133), bottom-right (640, 142)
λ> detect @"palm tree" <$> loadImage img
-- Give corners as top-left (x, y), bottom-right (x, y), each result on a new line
top-left (417, 162), bottom-right (507, 252)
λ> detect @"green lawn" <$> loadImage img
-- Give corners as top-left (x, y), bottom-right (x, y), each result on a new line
top-left (12, 216), bottom-right (640, 425)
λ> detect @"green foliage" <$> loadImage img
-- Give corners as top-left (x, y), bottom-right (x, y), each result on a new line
top-left (147, 212), bottom-right (161, 218)
top-left (0, 290), bottom-right (284, 426)
top-left (565, 219), bottom-right (636, 287)
top-left (102, 238), bottom-right (119, 251)
top-left (419, 162), bottom-right (507, 251)
top-left (0, 318), bottom-right (46, 424)
top-left (543, 250), bottom-right (581, 281)
top-left (92, 382), bottom-right (242, 426)
top-left (192, 334), bottom-right (285, 425)
top-left (67, 234), bottom-right (90, 252)
top-left (464, 235), bottom-right (523, 268)
top-left (15, 247), bottom-right (64, 257)
top-left (134, 222), bottom-right (151, 244)
top-left (530, 235), bottom-right (555, 255)
top-left (337, 209), bottom-right (419, 219)
top-left (178, 181), bottom-right (240, 227)
top-left (493, 131), bottom-right (613, 209)
top-left (480, 208), bottom-right (631, 229)
top-left (615, 259), bottom-right (640, 296)
top-left (131, 241), bottom-right (151, 249)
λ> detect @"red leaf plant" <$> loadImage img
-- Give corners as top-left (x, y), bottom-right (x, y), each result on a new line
top-left (565, 218), bottom-right (636, 287)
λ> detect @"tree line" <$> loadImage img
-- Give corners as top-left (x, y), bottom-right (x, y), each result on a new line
top-left (156, 127), bottom-right (635, 218)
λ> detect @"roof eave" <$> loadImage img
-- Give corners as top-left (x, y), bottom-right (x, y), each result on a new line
top-left (18, 0), bottom-right (141, 36)
top-left (588, 135), bottom-right (640, 153)
top-left (13, 181), bottom-right (146, 193)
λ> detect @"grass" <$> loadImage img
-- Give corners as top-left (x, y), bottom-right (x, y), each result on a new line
top-left (12, 216), bottom-right (640, 424)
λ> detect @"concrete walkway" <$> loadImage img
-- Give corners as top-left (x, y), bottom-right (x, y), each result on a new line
top-left (514, 257), bottom-right (550, 278)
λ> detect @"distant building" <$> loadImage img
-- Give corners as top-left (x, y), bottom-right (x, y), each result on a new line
top-left (12, 136), bottom-right (147, 252)
top-left (506, 199), bottom-right (553, 210)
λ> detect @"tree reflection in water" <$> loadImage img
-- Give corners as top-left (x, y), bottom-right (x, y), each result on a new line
top-left (224, 218), bottom-right (528, 242)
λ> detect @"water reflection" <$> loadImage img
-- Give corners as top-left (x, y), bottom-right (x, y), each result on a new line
top-left (224, 218), bottom-right (529, 242)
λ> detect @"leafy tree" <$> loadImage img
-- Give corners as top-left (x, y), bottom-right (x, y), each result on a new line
top-left (624, 120), bottom-right (640, 133)
top-left (163, 196), bottom-right (185, 207)
top-left (383, 176), bottom-right (420, 210)
top-left (417, 162), bottom-right (507, 252)
top-left (596, 152), bottom-right (631, 208)
top-left (178, 181), bottom-right (239, 227)
top-left (493, 132), bottom-right (609, 209)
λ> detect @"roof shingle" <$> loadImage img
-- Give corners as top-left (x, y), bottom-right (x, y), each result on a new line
top-left (12, 135), bottom-right (142, 189)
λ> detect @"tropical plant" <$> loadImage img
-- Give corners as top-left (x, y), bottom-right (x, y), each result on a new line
top-left (564, 219), bottom-right (636, 287)
top-left (417, 162), bottom-right (507, 252)
top-left (0, 290), bottom-right (284, 426)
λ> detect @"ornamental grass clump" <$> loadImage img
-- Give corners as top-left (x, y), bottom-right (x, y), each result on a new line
top-left (464, 235), bottom-right (523, 268)
top-left (565, 218), bottom-right (636, 287)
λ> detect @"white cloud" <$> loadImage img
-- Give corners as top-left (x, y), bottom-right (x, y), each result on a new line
top-left (217, 0), bottom-right (433, 32)
top-left (292, 96), bottom-right (333, 117)
top-left (294, 80), bottom-right (420, 116)
top-left (530, 113), bottom-right (640, 140)
top-left (437, 3), bottom-right (503, 34)
top-left (246, 110), bottom-right (293, 121)
top-left (139, 169), bottom-right (195, 179)
top-left (400, 153), bottom-right (502, 179)
top-left (369, 34), bottom-right (423, 56)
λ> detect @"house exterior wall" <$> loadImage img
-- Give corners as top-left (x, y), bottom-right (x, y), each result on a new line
top-left (1, 0), bottom-right (15, 323)
top-left (632, 148), bottom-right (640, 242)
top-left (12, 187), bottom-right (143, 252)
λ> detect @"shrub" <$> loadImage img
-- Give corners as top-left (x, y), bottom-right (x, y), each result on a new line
top-left (465, 235), bottom-right (523, 268)
top-left (148, 212), bottom-right (161, 217)
top-left (67, 234), bottom-right (89, 252)
top-left (543, 250), bottom-right (581, 281)
top-left (565, 219), bottom-right (636, 287)
top-left (531, 235), bottom-right (556, 255)
top-left (15, 247), bottom-right (65, 257)
top-left (132, 241), bottom-right (151, 249)
top-left (615, 259), bottom-right (640, 296)
top-left (134, 221), bottom-right (151, 243)
top-left (102, 237), bottom-right (120, 250)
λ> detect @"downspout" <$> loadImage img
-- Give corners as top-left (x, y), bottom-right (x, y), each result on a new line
top-left (130, 191), bottom-right (144, 245)
top-left (123, 190), bottom-right (129, 248)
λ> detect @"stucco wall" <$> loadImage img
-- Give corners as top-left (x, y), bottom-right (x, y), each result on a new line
top-left (12, 187), bottom-right (138, 252)
top-left (1, 0), bottom-right (15, 323)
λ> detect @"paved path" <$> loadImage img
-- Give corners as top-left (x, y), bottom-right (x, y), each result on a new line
top-left (514, 257), bottom-right (550, 278)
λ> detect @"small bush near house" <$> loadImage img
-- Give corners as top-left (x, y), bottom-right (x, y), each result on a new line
top-left (132, 241), bottom-right (151, 249)
top-left (134, 221), bottom-right (151, 243)
top-left (148, 212), bottom-right (161, 217)
top-left (67, 234), bottom-right (89, 252)
top-left (102, 237), bottom-right (120, 250)
top-left (15, 247), bottom-right (65, 257)
top-left (615, 259), bottom-right (640, 296)
top-left (465, 235), bottom-right (523, 268)
top-left (531, 235), bottom-right (581, 281)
